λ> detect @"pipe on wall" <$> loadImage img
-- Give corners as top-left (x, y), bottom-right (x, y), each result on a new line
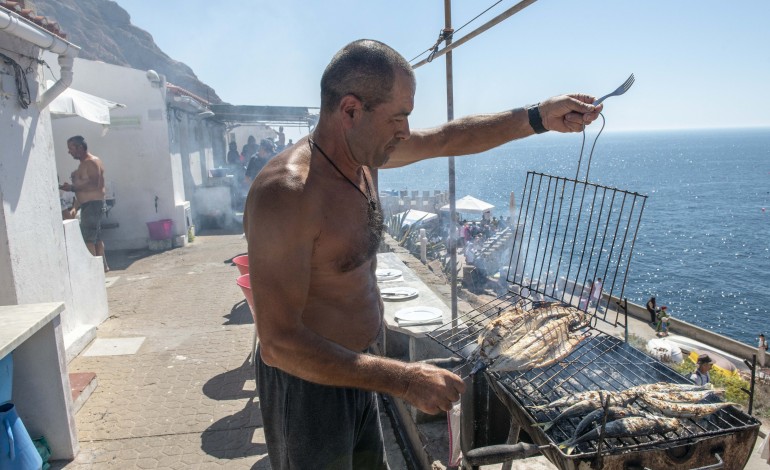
top-left (0, 7), bottom-right (80, 109)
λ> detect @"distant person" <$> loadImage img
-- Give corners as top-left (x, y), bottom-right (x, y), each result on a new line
top-left (227, 141), bottom-right (241, 166)
top-left (758, 333), bottom-right (768, 368)
top-left (242, 135), bottom-right (258, 160)
top-left (646, 296), bottom-right (659, 325)
top-left (287, 138), bottom-right (294, 147)
top-left (277, 126), bottom-right (286, 150)
top-left (656, 306), bottom-right (670, 337)
top-left (244, 139), bottom-right (276, 184)
top-left (59, 135), bottom-right (109, 272)
top-left (689, 354), bottom-right (713, 385)
top-left (590, 277), bottom-right (603, 310)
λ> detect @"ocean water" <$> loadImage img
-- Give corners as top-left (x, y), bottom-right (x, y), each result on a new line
top-left (378, 127), bottom-right (770, 346)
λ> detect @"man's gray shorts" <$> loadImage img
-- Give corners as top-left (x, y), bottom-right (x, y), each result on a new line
top-left (256, 348), bottom-right (390, 470)
top-left (79, 200), bottom-right (104, 244)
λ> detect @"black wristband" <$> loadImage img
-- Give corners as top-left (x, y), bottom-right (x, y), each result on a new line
top-left (527, 104), bottom-right (548, 134)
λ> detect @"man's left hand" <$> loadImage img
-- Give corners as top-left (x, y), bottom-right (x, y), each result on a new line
top-left (60, 182), bottom-right (72, 192)
top-left (540, 94), bottom-right (603, 133)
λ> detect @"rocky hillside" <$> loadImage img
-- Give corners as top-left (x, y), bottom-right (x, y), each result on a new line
top-left (31, 0), bottom-right (221, 103)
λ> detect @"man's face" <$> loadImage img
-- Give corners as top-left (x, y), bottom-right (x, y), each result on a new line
top-left (67, 142), bottom-right (86, 160)
top-left (350, 70), bottom-right (415, 168)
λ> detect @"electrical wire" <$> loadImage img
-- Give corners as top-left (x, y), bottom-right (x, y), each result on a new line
top-left (408, 0), bottom-right (504, 65)
top-left (0, 51), bottom-right (31, 108)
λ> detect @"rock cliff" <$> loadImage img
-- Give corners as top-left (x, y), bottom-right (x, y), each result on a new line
top-left (31, 0), bottom-right (221, 103)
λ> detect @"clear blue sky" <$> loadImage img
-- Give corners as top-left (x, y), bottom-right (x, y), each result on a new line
top-left (119, 1), bottom-right (770, 138)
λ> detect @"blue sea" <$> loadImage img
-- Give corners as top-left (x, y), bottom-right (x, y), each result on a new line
top-left (378, 128), bottom-right (770, 346)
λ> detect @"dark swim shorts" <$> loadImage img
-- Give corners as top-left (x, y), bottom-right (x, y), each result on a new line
top-left (255, 347), bottom-right (390, 470)
top-left (79, 200), bottom-right (104, 244)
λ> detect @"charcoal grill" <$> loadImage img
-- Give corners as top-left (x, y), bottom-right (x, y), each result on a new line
top-left (428, 150), bottom-right (760, 468)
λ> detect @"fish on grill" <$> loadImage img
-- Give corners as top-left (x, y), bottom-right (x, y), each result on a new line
top-left (641, 389), bottom-right (724, 403)
top-left (570, 406), bottom-right (653, 442)
top-left (532, 389), bottom-right (628, 410)
top-left (470, 305), bottom-right (581, 363)
top-left (534, 391), bottom-right (638, 432)
top-left (639, 395), bottom-right (736, 418)
top-left (559, 416), bottom-right (681, 455)
top-left (626, 382), bottom-right (710, 394)
top-left (487, 311), bottom-right (586, 372)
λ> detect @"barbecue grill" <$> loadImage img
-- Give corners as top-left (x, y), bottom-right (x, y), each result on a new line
top-left (428, 155), bottom-right (760, 468)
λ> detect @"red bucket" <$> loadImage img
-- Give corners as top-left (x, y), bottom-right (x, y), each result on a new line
top-left (147, 219), bottom-right (173, 240)
top-left (233, 255), bottom-right (249, 275)
top-left (236, 274), bottom-right (255, 320)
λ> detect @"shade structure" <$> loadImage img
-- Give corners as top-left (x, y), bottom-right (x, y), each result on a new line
top-left (440, 195), bottom-right (494, 214)
top-left (48, 81), bottom-right (125, 125)
top-left (394, 209), bottom-right (438, 227)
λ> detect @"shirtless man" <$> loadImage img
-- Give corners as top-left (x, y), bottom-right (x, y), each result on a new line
top-left (60, 135), bottom-right (108, 272)
top-left (244, 39), bottom-right (602, 469)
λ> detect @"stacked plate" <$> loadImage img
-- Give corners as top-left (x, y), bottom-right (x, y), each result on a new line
top-left (394, 306), bottom-right (444, 327)
top-left (376, 268), bottom-right (403, 282)
top-left (380, 286), bottom-right (419, 302)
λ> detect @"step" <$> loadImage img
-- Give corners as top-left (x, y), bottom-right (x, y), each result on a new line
top-left (69, 371), bottom-right (97, 414)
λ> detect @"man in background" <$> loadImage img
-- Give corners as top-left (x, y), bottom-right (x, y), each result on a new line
top-left (690, 354), bottom-right (713, 385)
top-left (60, 135), bottom-right (109, 272)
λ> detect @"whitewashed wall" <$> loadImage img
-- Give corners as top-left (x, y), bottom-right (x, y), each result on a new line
top-left (0, 34), bottom-right (106, 357)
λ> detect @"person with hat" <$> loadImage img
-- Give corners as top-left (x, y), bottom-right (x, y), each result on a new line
top-left (655, 305), bottom-right (670, 337)
top-left (690, 354), bottom-right (713, 385)
top-left (758, 333), bottom-right (768, 368)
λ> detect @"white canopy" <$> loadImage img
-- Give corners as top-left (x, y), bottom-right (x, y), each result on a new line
top-left (440, 195), bottom-right (495, 214)
top-left (48, 81), bottom-right (125, 125)
top-left (394, 209), bottom-right (438, 227)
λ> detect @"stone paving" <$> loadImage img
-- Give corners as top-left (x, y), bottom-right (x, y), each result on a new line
top-left (51, 232), bottom-right (406, 469)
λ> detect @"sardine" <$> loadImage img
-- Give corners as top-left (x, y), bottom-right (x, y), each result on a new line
top-left (532, 390), bottom-right (619, 410)
top-left (626, 382), bottom-right (710, 394)
top-left (559, 416), bottom-right (681, 455)
top-left (642, 389), bottom-right (724, 403)
top-left (534, 391), bottom-right (637, 432)
top-left (515, 333), bottom-right (586, 371)
top-left (639, 395), bottom-right (736, 419)
top-left (570, 406), bottom-right (652, 442)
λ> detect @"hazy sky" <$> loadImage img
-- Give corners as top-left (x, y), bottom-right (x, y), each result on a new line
top-left (118, 1), bottom-right (770, 137)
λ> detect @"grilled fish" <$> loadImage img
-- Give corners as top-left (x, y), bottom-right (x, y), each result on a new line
top-left (488, 312), bottom-right (585, 372)
top-left (626, 382), bottom-right (710, 394)
top-left (513, 333), bottom-right (586, 371)
top-left (471, 305), bottom-right (581, 362)
top-left (639, 395), bottom-right (736, 419)
top-left (534, 391), bottom-right (638, 432)
top-left (570, 406), bottom-right (652, 441)
top-left (532, 390), bottom-right (620, 410)
top-left (559, 416), bottom-right (681, 455)
top-left (642, 389), bottom-right (724, 403)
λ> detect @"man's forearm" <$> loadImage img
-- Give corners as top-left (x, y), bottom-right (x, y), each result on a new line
top-left (433, 107), bottom-right (533, 157)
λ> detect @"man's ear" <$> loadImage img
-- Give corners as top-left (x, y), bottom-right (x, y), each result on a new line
top-left (339, 94), bottom-right (362, 128)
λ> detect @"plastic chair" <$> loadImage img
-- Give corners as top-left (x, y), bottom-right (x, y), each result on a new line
top-left (236, 274), bottom-right (257, 364)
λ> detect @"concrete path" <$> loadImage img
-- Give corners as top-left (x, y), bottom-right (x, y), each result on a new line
top-left (51, 232), bottom-right (407, 469)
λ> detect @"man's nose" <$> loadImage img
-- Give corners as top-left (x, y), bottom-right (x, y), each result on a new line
top-left (396, 120), bottom-right (411, 141)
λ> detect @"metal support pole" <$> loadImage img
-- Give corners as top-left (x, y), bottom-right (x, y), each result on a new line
top-left (742, 354), bottom-right (757, 415)
top-left (444, 0), bottom-right (458, 326)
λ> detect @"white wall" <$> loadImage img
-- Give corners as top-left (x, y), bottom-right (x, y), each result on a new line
top-left (0, 34), bottom-right (106, 357)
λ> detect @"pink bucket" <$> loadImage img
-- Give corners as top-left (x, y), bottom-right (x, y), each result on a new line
top-left (233, 255), bottom-right (249, 275)
top-left (236, 274), bottom-right (255, 321)
top-left (147, 219), bottom-right (173, 240)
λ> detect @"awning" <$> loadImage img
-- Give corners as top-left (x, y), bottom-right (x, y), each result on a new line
top-left (394, 209), bottom-right (438, 227)
top-left (440, 195), bottom-right (495, 214)
top-left (48, 81), bottom-right (125, 125)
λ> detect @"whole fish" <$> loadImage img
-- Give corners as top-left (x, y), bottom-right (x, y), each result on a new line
top-left (570, 406), bottom-right (652, 442)
top-left (488, 312), bottom-right (584, 372)
top-left (511, 333), bottom-right (586, 371)
top-left (559, 416), bottom-right (681, 455)
top-left (471, 305), bottom-right (583, 363)
top-left (639, 395), bottom-right (736, 419)
top-left (642, 389), bottom-right (724, 403)
top-left (532, 390), bottom-right (620, 410)
top-left (534, 391), bottom-right (637, 432)
top-left (626, 382), bottom-right (710, 394)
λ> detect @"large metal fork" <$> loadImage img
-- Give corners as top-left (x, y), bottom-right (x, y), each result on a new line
top-left (593, 73), bottom-right (635, 105)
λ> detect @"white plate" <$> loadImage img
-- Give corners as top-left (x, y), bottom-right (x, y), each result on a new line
top-left (376, 268), bottom-right (402, 281)
top-left (380, 286), bottom-right (419, 301)
top-left (394, 306), bottom-right (443, 325)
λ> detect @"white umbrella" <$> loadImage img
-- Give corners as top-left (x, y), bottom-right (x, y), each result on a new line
top-left (48, 81), bottom-right (125, 125)
top-left (394, 209), bottom-right (438, 227)
top-left (440, 195), bottom-right (495, 214)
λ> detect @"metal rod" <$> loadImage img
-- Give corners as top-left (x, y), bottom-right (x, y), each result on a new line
top-left (444, 0), bottom-right (458, 327)
top-left (413, 0), bottom-right (538, 69)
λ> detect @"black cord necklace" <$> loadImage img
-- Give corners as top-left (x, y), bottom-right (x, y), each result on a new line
top-left (309, 138), bottom-right (377, 212)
